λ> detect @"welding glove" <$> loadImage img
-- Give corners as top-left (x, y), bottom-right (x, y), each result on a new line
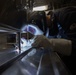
top-left (32, 35), bottom-right (52, 50)
top-left (32, 35), bottom-right (72, 56)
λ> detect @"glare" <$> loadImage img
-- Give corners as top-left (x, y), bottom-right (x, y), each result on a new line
top-left (24, 6), bottom-right (27, 9)
top-left (16, 48), bottom-right (19, 54)
top-left (21, 69), bottom-right (32, 75)
top-left (21, 38), bottom-right (34, 47)
top-left (30, 62), bottom-right (36, 68)
top-left (27, 49), bottom-right (36, 56)
top-left (21, 24), bottom-right (43, 48)
top-left (33, 5), bottom-right (48, 11)
top-left (21, 38), bottom-right (27, 47)
top-left (0, 29), bottom-right (8, 32)
top-left (21, 24), bottom-right (43, 35)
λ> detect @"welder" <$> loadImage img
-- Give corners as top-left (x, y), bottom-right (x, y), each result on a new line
top-left (32, 6), bottom-right (76, 75)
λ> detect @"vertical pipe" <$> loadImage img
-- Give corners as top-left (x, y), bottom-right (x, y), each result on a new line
top-left (17, 32), bottom-right (21, 53)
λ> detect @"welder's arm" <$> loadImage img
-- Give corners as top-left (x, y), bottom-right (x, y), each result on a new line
top-left (49, 39), bottom-right (72, 56)
top-left (32, 35), bottom-right (72, 56)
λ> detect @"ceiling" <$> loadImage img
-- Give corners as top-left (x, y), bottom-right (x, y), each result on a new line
top-left (0, 0), bottom-right (76, 29)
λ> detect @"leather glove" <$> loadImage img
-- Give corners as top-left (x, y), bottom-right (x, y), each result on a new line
top-left (32, 35), bottom-right (72, 56)
top-left (32, 35), bottom-right (52, 50)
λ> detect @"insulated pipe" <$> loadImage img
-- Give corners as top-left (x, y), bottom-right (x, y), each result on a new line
top-left (17, 32), bottom-right (21, 53)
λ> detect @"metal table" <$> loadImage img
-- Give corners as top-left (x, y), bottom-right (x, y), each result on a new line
top-left (1, 48), bottom-right (72, 75)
